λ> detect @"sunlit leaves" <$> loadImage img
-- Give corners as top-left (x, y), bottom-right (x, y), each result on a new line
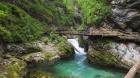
top-left (0, 26), bottom-right (11, 41)
top-left (0, 10), bottom-right (8, 18)
top-left (77, 0), bottom-right (111, 26)
top-left (0, 3), bottom-right (43, 42)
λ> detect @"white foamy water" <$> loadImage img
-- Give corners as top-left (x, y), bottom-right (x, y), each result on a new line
top-left (67, 38), bottom-right (86, 55)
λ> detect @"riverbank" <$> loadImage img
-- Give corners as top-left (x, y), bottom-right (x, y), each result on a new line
top-left (0, 35), bottom-right (75, 78)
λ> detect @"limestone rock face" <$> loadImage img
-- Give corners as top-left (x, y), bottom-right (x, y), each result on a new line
top-left (111, 0), bottom-right (140, 32)
top-left (111, 43), bottom-right (140, 66)
top-left (22, 42), bottom-right (61, 64)
top-left (6, 42), bottom-right (41, 55)
top-left (22, 41), bottom-right (74, 64)
top-left (3, 37), bottom-right (74, 64)
top-left (87, 40), bottom-right (140, 69)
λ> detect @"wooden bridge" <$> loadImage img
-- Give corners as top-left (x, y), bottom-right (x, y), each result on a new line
top-left (46, 28), bottom-right (140, 42)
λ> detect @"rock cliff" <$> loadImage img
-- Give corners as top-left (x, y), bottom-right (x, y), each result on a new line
top-left (111, 0), bottom-right (140, 32)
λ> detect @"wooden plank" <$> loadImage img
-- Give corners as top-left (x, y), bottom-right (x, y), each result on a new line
top-left (55, 30), bottom-right (140, 42)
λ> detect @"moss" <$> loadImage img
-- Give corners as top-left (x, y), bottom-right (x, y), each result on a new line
top-left (88, 48), bottom-right (118, 66)
top-left (28, 71), bottom-right (55, 78)
top-left (44, 33), bottom-right (75, 58)
top-left (87, 40), bottom-right (129, 69)
top-left (0, 58), bottom-right (27, 78)
top-left (90, 40), bottom-right (112, 51)
top-left (44, 52), bottom-right (56, 61)
top-left (41, 37), bottom-right (50, 45)
top-left (56, 38), bottom-right (74, 58)
top-left (7, 58), bottom-right (26, 78)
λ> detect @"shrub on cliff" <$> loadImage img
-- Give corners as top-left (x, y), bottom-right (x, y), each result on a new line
top-left (77, 0), bottom-right (111, 26)
top-left (0, 3), bottom-right (43, 42)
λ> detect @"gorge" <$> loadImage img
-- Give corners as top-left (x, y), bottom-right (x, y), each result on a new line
top-left (0, 0), bottom-right (140, 78)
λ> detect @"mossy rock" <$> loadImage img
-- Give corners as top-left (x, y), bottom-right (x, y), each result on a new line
top-left (0, 57), bottom-right (27, 78)
top-left (22, 52), bottom-right (60, 65)
top-left (87, 40), bottom-right (130, 69)
top-left (88, 48), bottom-right (129, 69)
top-left (40, 35), bottom-right (75, 59)
top-left (88, 49), bottom-right (117, 66)
top-left (47, 33), bottom-right (75, 59)
top-left (57, 41), bottom-right (75, 59)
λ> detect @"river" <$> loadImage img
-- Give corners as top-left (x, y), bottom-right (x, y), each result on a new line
top-left (34, 38), bottom-right (125, 78)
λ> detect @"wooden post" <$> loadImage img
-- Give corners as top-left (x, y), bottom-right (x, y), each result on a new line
top-left (124, 63), bottom-right (140, 78)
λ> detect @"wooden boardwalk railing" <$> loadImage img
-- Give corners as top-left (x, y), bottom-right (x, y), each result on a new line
top-left (56, 30), bottom-right (140, 42)
top-left (44, 26), bottom-right (140, 42)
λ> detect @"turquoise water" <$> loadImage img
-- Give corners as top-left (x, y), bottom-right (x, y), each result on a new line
top-left (36, 54), bottom-right (125, 78)
top-left (34, 39), bottom-right (126, 78)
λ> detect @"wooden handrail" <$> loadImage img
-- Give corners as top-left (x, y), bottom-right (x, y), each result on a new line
top-left (124, 63), bottom-right (140, 78)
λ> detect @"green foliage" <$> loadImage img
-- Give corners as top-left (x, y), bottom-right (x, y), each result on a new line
top-left (0, 0), bottom-right (112, 43)
top-left (77, 0), bottom-right (111, 26)
top-left (63, 0), bottom-right (75, 12)
top-left (60, 0), bottom-right (75, 25)
top-left (2, 0), bottom-right (75, 26)
top-left (0, 10), bottom-right (8, 18)
top-left (41, 36), bottom-right (49, 45)
top-left (0, 2), bottom-right (43, 42)
top-left (0, 26), bottom-right (11, 41)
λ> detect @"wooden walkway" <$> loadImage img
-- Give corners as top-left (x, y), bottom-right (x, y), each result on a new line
top-left (56, 29), bottom-right (140, 42)
top-left (44, 27), bottom-right (140, 42)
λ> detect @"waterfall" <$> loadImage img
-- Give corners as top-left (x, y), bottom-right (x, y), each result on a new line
top-left (67, 38), bottom-right (86, 55)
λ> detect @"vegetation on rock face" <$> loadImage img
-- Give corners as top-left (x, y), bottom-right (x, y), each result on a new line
top-left (0, 58), bottom-right (26, 78)
top-left (0, 0), bottom-right (112, 77)
top-left (2, 0), bottom-right (76, 26)
top-left (0, 2), bottom-right (43, 42)
top-left (90, 40), bottom-right (112, 50)
top-left (77, 0), bottom-right (111, 26)
top-left (0, 0), bottom-right (111, 43)
top-left (87, 40), bottom-right (128, 69)
top-left (88, 48), bottom-right (118, 66)
top-left (46, 33), bottom-right (74, 58)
